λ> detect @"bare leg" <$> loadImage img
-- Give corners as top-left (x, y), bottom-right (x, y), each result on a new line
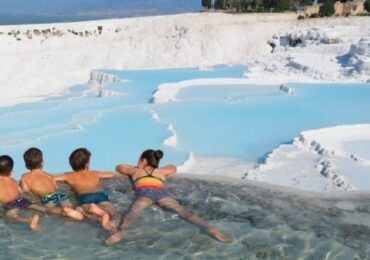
top-left (76, 206), bottom-right (101, 222)
top-left (6, 209), bottom-right (40, 231)
top-left (105, 197), bottom-right (153, 246)
top-left (158, 197), bottom-right (232, 243)
top-left (62, 207), bottom-right (84, 221)
top-left (85, 203), bottom-right (113, 231)
top-left (28, 204), bottom-right (47, 213)
top-left (98, 202), bottom-right (121, 229)
top-left (59, 200), bottom-right (84, 221)
top-left (37, 202), bottom-right (83, 221)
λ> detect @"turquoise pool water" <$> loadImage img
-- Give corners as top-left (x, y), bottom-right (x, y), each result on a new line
top-left (0, 65), bottom-right (369, 178)
top-left (1, 65), bottom-right (370, 258)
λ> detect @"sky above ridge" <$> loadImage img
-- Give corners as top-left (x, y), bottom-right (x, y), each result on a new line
top-left (0, 0), bottom-right (201, 23)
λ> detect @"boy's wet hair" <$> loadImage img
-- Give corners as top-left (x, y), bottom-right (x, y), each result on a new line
top-left (140, 149), bottom-right (163, 168)
top-left (0, 155), bottom-right (14, 176)
top-left (69, 148), bottom-right (91, 171)
top-left (23, 147), bottom-right (43, 170)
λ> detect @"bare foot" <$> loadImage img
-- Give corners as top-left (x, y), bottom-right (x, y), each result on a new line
top-left (102, 213), bottom-right (115, 231)
top-left (76, 206), bottom-right (85, 214)
top-left (208, 227), bottom-right (233, 243)
top-left (105, 230), bottom-right (126, 246)
top-left (77, 207), bottom-right (100, 222)
top-left (30, 214), bottom-right (40, 231)
top-left (63, 207), bottom-right (84, 221)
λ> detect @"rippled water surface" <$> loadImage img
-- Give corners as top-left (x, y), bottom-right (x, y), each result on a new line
top-left (1, 177), bottom-right (370, 259)
top-left (1, 66), bottom-right (370, 258)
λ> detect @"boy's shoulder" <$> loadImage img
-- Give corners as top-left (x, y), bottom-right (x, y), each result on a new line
top-left (0, 176), bottom-right (18, 185)
top-left (75, 170), bottom-right (99, 176)
top-left (22, 170), bottom-right (52, 179)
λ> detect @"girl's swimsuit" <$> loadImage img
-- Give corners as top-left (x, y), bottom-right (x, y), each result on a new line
top-left (41, 192), bottom-right (69, 206)
top-left (3, 197), bottom-right (32, 211)
top-left (134, 168), bottom-right (170, 202)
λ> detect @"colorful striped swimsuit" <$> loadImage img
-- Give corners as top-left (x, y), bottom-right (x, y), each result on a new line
top-left (134, 167), bottom-right (170, 201)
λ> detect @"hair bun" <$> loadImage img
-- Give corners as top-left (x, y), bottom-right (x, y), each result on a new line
top-left (155, 150), bottom-right (163, 160)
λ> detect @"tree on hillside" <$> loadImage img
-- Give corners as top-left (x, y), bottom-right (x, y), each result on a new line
top-left (250, 0), bottom-right (264, 10)
top-left (227, 0), bottom-right (250, 12)
top-left (319, 0), bottom-right (335, 16)
top-left (263, 0), bottom-right (293, 11)
top-left (202, 0), bottom-right (212, 9)
top-left (364, 0), bottom-right (370, 12)
top-left (215, 0), bottom-right (227, 9)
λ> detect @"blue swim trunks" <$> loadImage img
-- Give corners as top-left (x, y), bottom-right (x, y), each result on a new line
top-left (4, 197), bottom-right (32, 211)
top-left (41, 192), bottom-right (69, 206)
top-left (135, 189), bottom-right (171, 202)
top-left (77, 192), bottom-right (110, 205)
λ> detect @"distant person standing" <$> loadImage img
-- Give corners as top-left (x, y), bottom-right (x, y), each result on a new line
top-left (267, 40), bottom-right (277, 53)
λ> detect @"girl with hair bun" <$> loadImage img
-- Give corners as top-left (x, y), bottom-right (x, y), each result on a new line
top-left (105, 149), bottom-right (232, 246)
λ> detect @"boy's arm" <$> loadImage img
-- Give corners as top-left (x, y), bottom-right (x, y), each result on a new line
top-left (53, 173), bottom-right (70, 183)
top-left (96, 171), bottom-right (118, 179)
top-left (51, 176), bottom-right (59, 189)
top-left (116, 164), bottom-right (136, 177)
top-left (20, 176), bottom-right (30, 193)
top-left (17, 179), bottom-right (36, 202)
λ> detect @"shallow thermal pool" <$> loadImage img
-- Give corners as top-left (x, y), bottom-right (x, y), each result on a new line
top-left (0, 65), bottom-right (370, 178)
top-left (0, 65), bottom-right (370, 258)
top-left (1, 176), bottom-right (370, 259)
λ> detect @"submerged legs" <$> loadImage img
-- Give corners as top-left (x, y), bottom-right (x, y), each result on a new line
top-left (157, 197), bottom-right (232, 243)
top-left (105, 197), bottom-right (153, 246)
top-left (6, 209), bottom-right (40, 231)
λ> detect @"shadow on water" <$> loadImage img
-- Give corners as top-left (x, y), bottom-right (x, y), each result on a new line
top-left (1, 175), bottom-right (370, 259)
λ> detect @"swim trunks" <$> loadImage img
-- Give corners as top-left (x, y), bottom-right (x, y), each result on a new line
top-left (41, 192), bottom-right (69, 206)
top-left (77, 192), bottom-right (109, 205)
top-left (4, 197), bottom-right (32, 211)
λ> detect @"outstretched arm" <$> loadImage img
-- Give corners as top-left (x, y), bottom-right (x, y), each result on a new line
top-left (96, 171), bottom-right (118, 179)
top-left (159, 165), bottom-right (177, 177)
top-left (116, 164), bottom-right (136, 177)
top-left (53, 173), bottom-right (70, 183)
top-left (20, 176), bottom-right (30, 193)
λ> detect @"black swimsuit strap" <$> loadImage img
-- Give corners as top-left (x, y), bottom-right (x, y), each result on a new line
top-left (134, 167), bottom-right (165, 183)
top-left (143, 167), bottom-right (155, 176)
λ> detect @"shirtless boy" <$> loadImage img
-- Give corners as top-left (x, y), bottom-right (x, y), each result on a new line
top-left (0, 155), bottom-right (41, 231)
top-left (21, 147), bottom-right (84, 221)
top-left (54, 148), bottom-right (121, 231)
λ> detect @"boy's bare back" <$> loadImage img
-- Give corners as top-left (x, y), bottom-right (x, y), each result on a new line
top-left (21, 170), bottom-right (57, 196)
top-left (0, 176), bottom-right (21, 205)
top-left (55, 171), bottom-right (105, 195)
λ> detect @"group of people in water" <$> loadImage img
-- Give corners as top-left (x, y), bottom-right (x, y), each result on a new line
top-left (0, 147), bottom-right (232, 246)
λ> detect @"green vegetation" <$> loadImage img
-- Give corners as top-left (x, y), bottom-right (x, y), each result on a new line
top-left (202, 0), bottom-right (312, 12)
top-left (202, 0), bottom-right (212, 8)
top-left (214, 0), bottom-right (226, 9)
top-left (365, 0), bottom-right (370, 12)
top-left (319, 0), bottom-right (335, 17)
